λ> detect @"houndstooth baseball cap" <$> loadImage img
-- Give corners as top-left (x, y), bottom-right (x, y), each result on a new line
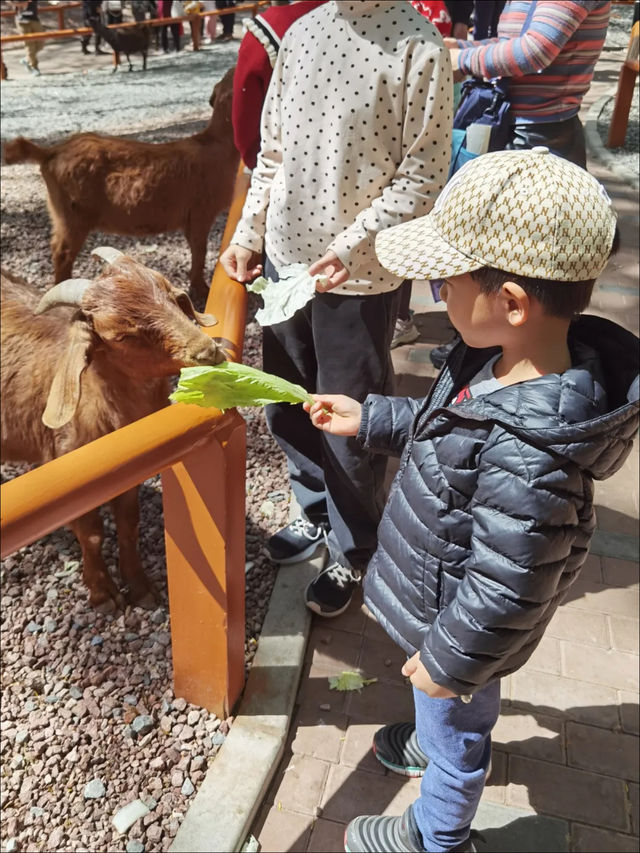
top-left (376, 147), bottom-right (617, 282)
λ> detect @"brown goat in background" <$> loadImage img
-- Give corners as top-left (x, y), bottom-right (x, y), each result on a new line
top-left (3, 67), bottom-right (239, 298)
top-left (1, 247), bottom-right (226, 610)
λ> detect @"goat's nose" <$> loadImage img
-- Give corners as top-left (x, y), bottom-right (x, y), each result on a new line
top-left (193, 339), bottom-right (225, 365)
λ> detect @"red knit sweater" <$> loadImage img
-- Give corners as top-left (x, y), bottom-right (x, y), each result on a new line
top-left (232, 0), bottom-right (326, 169)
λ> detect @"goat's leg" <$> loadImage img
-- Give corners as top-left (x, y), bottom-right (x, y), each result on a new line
top-left (51, 224), bottom-right (88, 283)
top-left (69, 509), bottom-right (124, 611)
top-left (111, 487), bottom-right (158, 608)
top-left (185, 219), bottom-right (210, 298)
top-left (142, 50), bottom-right (147, 71)
top-left (126, 53), bottom-right (133, 71)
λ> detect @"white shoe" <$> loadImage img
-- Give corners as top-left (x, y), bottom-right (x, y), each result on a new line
top-left (391, 317), bottom-right (419, 348)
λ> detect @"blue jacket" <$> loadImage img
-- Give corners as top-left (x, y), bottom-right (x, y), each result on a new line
top-left (360, 315), bottom-right (639, 695)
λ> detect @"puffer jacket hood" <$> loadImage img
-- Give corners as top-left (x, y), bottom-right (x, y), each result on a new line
top-left (361, 314), bottom-right (639, 695)
top-left (436, 314), bottom-right (639, 480)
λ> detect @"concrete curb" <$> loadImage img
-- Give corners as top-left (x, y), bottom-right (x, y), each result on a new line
top-left (169, 556), bottom-right (322, 853)
top-left (585, 90), bottom-right (640, 190)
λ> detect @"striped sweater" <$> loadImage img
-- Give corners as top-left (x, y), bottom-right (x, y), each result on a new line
top-left (458, 1), bottom-right (611, 123)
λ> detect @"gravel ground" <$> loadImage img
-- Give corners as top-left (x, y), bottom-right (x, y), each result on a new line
top-left (1, 40), bottom-right (292, 853)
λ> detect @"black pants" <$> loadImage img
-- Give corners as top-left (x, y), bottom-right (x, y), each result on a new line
top-left (262, 257), bottom-right (401, 572)
top-left (507, 114), bottom-right (587, 169)
top-left (215, 0), bottom-right (235, 36)
top-left (81, 9), bottom-right (101, 50)
top-left (161, 22), bottom-right (180, 51)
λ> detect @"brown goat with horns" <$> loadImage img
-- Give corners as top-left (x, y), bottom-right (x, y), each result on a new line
top-left (3, 67), bottom-right (239, 298)
top-left (1, 247), bottom-right (226, 610)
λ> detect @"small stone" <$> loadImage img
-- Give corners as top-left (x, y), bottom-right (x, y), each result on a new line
top-left (146, 824), bottom-right (162, 843)
top-left (30, 806), bottom-right (45, 818)
top-left (132, 715), bottom-right (154, 736)
top-left (26, 621), bottom-right (42, 634)
top-left (123, 694), bottom-right (138, 705)
top-left (43, 618), bottom-right (57, 633)
top-left (170, 769), bottom-right (183, 788)
top-left (178, 725), bottom-right (194, 742)
top-left (150, 608), bottom-right (165, 625)
top-left (69, 686), bottom-right (83, 700)
top-left (212, 731), bottom-right (226, 747)
top-left (181, 778), bottom-right (195, 796)
top-left (48, 827), bottom-right (65, 848)
top-left (112, 799), bottom-right (150, 834)
top-left (259, 499), bottom-right (275, 517)
top-left (90, 636), bottom-right (103, 647)
top-left (190, 755), bottom-right (205, 772)
top-left (159, 715), bottom-right (172, 734)
top-left (125, 633), bottom-right (139, 642)
top-left (186, 710), bottom-right (200, 727)
top-left (15, 730), bottom-right (29, 745)
top-left (172, 697), bottom-right (187, 712)
top-left (84, 778), bottom-right (106, 799)
top-left (5, 839), bottom-right (19, 852)
top-left (384, 658), bottom-right (393, 667)
top-left (149, 757), bottom-right (165, 771)
top-left (126, 842), bottom-right (145, 853)
top-left (319, 703), bottom-right (331, 712)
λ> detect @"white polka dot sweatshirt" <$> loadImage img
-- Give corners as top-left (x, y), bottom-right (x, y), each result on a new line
top-left (231, 0), bottom-right (453, 295)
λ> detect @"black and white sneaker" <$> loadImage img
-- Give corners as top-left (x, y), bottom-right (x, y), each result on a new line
top-left (267, 517), bottom-right (326, 565)
top-left (305, 560), bottom-right (361, 617)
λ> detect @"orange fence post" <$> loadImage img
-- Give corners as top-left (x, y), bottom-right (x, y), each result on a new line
top-left (162, 413), bottom-right (246, 717)
top-left (607, 21), bottom-right (640, 149)
top-left (189, 15), bottom-right (201, 51)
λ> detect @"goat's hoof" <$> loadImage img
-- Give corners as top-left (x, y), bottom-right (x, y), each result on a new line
top-left (126, 576), bottom-right (159, 609)
top-left (89, 587), bottom-right (125, 613)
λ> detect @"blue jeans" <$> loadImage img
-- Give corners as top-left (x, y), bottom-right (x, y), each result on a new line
top-left (412, 681), bottom-right (501, 852)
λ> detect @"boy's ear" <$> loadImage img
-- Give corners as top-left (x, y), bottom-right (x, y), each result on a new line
top-left (500, 281), bottom-right (530, 327)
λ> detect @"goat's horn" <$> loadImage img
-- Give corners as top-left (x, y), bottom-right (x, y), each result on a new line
top-left (35, 279), bottom-right (92, 315)
top-left (92, 246), bottom-right (124, 264)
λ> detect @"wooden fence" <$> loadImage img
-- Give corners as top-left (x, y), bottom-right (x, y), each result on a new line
top-left (0, 1), bottom-right (269, 77)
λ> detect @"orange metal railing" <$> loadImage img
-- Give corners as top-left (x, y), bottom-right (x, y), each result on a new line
top-left (0, 1), bottom-right (269, 77)
top-left (0, 166), bottom-right (252, 718)
top-left (607, 19), bottom-right (640, 149)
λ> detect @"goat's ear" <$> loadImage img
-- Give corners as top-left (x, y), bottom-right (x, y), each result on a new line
top-left (42, 319), bottom-right (94, 430)
top-left (172, 289), bottom-right (218, 327)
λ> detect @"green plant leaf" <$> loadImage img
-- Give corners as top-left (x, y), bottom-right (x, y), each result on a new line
top-left (328, 671), bottom-right (378, 693)
top-left (169, 363), bottom-right (315, 412)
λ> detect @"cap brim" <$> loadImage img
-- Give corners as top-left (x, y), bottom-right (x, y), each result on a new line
top-left (375, 215), bottom-right (484, 280)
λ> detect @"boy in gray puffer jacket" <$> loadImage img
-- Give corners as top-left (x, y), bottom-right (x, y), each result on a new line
top-left (304, 148), bottom-right (639, 853)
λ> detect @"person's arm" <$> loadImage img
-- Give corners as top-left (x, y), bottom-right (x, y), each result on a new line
top-left (228, 36), bottom-right (285, 255)
top-left (419, 427), bottom-right (590, 695)
top-left (232, 31), bottom-right (272, 170)
top-left (325, 40), bottom-right (453, 281)
top-left (306, 392), bottom-right (423, 457)
top-left (457, 1), bottom-right (597, 80)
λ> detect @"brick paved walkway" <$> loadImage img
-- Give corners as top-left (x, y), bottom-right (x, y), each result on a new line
top-left (251, 35), bottom-right (640, 853)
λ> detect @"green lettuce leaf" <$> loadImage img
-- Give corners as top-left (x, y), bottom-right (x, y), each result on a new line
top-left (169, 363), bottom-right (315, 412)
top-left (328, 671), bottom-right (378, 693)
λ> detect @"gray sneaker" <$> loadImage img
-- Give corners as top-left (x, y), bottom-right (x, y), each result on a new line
top-left (344, 806), bottom-right (479, 853)
top-left (391, 316), bottom-right (420, 348)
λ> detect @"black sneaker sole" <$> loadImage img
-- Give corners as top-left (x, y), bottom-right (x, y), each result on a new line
top-left (304, 592), bottom-right (354, 618)
top-left (269, 539), bottom-right (325, 565)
